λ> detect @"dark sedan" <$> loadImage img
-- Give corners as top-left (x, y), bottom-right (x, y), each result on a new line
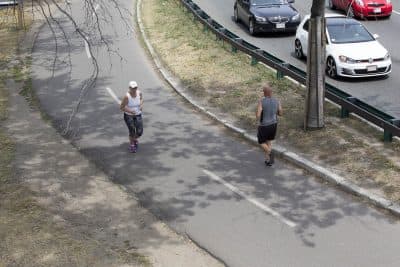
top-left (234, 0), bottom-right (301, 35)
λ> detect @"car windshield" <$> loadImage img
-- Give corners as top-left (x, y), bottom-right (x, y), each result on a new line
top-left (250, 0), bottom-right (286, 6)
top-left (327, 22), bottom-right (374, 44)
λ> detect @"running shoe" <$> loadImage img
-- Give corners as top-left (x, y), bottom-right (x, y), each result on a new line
top-left (129, 144), bottom-right (137, 153)
top-left (269, 151), bottom-right (274, 164)
top-left (134, 140), bottom-right (139, 149)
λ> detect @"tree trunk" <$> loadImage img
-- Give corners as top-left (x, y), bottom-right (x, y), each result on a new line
top-left (304, 0), bottom-right (326, 129)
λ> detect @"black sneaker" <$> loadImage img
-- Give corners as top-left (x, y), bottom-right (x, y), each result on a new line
top-left (269, 151), bottom-right (274, 164)
top-left (265, 160), bottom-right (272, 167)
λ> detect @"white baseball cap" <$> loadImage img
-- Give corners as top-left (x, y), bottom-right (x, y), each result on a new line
top-left (129, 81), bottom-right (138, 89)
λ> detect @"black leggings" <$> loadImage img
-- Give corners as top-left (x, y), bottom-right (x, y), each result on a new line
top-left (124, 114), bottom-right (143, 138)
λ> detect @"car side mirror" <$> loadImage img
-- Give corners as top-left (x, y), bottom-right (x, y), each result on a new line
top-left (373, 33), bottom-right (379, 39)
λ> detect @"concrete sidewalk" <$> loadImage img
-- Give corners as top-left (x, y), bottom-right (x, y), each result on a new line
top-left (1, 4), bottom-right (224, 266)
top-left (4, 79), bottom-right (224, 267)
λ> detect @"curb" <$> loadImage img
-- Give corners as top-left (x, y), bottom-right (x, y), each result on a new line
top-left (136, 0), bottom-right (400, 217)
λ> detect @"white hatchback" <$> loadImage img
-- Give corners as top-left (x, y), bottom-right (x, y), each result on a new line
top-left (294, 14), bottom-right (391, 78)
top-left (0, 0), bottom-right (17, 6)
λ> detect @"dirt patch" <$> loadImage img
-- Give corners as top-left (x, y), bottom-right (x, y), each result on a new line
top-left (141, 0), bottom-right (400, 202)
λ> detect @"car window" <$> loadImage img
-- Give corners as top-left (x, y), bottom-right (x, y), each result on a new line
top-left (250, 0), bottom-right (286, 6)
top-left (327, 23), bottom-right (374, 44)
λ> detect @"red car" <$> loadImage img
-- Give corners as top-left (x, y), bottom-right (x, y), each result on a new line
top-left (328, 0), bottom-right (392, 19)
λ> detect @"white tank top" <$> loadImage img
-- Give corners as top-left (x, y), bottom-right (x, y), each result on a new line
top-left (125, 90), bottom-right (141, 115)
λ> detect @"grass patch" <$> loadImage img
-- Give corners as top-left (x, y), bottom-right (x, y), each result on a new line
top-left (142, 0), bottom-right (400, 202)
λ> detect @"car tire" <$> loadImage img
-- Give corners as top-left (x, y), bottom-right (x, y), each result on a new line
top-left (326, 57), bottom-right (337, 78)
top-left (234, 7), bottom-right (239, 23)
top-left (249, 18), bottom-right (256, 35)
top-left (328, 0), bottom-right (336, 9)
top-left (294, 39), bottom-right (304, 59)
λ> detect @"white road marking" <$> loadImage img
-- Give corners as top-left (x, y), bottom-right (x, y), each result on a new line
top-left (84, 35), bottom-right (91, 59)
top-left (393, 10), bottom-right (400, 15)
top-left (127, 23), bottom-right (135, 33)
top-left (202, 169), bottom-right (297, 228)
top-left (106, 87), bottom-right (121, 104)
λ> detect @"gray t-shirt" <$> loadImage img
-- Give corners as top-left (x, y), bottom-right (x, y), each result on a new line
top-left (260, 97), bottom-right (279, 126)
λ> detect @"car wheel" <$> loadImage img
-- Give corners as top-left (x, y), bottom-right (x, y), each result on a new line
top-left (294, 39), bottom-right (304, 59)
top-left (326, 57), bottom-right (337, 78)
top-left (328, 0), bottom-right (336, 9)
top-left (234, 7), bottom-right (239, 23)
top-left (249, 19), bottom-right (256, 35)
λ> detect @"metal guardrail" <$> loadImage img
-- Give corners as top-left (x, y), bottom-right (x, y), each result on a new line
top-left (181, 0), bottom-right (400, 142)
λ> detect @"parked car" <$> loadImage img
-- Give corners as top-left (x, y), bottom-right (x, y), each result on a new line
top-left (328, 0), bottom-right (392, 19)
top-left (233, 0), bottom-right (301, 35)
top-left (294, 14), bottom-right (391, 78)
top-left (0, 0), bottom-right (17, 6)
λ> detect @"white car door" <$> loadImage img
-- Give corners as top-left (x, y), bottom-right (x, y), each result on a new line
top-left (299, 19), bottom-right (309, 57)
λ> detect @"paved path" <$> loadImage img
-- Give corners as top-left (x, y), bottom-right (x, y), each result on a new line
top-left (3, 3), bottom-right (224, 266)
top-left (30, 0), bottom-right (400, 266)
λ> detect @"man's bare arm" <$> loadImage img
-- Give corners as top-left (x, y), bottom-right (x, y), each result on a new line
top-left (256, 99), bottom-right (263, 120)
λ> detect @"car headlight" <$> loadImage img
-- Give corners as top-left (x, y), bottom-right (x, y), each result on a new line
top-left (254, 15), bottom-right (267, 22)
top-left (355, 0), bottom-right (364, 6)
top-left (384, 53), bottom-right (390, 60)
top-left (291, 13), bottom-right (300, 21)
top-left (339, 55), bottom-right (357, 64)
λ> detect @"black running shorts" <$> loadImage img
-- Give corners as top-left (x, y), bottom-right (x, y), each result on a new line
top-left (257, 123), bottom-right (277, 144)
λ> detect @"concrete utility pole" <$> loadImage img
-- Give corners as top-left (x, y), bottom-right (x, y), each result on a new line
top-left (304, 0), bottom-right (326, 129)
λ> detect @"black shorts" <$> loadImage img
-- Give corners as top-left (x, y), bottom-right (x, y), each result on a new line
top-left (257, 123), bottom-right (277, 144)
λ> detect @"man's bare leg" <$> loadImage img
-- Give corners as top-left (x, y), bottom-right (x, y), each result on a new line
top-left (260, 142), bottom-right (271, 162)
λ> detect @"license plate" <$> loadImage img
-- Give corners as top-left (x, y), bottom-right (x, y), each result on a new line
top-left (276, 23), bottom-right (285, 29)
top-left (373, 8), bottom-right (381, 13)
top-left (367, 65), bottom-right (377, 72)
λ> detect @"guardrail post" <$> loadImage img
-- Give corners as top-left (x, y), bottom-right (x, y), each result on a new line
top-left (214, 28), bottom-right (223, 41)
top-left (276, 63), bottom-right (290, 79)
top-left (232, 38), bottom-right (241, 53)
top-left (384, 119), bottom-right (400, 142)
top-left (251, 49), bottom-right (263, 66)
top-left (340, 97), bottom-right (357, 118)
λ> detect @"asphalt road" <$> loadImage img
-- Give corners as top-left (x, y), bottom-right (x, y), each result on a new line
top-left (192, 0), bottom-right (400, 118)
top-left (31, 0), bottom-right (400, 266)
